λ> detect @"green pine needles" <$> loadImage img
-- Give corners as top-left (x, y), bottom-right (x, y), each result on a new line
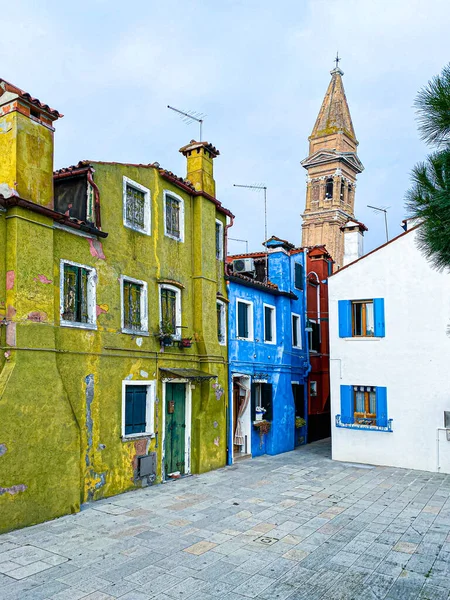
top-left (406, 63), bottom-right (450, 269)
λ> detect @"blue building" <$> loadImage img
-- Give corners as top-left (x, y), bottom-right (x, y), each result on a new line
top-left (226, 236), bottom-right (310, 463)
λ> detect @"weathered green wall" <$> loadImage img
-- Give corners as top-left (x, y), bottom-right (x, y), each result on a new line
top-left (0, 153), bottom-right (229, 532)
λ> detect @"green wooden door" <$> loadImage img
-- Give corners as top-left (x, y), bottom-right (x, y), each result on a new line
top-left (165, 383), bottom-right (186, 477)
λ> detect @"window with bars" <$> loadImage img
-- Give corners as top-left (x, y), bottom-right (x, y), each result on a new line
top-left (160, 286), bottom-right (181, 338)
top-left (165, 195), bottom-right (181, 238)
top-left (217, 301), bottom-right (226, 345)
top-left (61, 262), bottom-right (96, 327)
top-left (215, 220), bottom-right (224, 260)
top-left (123, 177), bottom-right (150, 234)
top-left (121, 277), bottom-right (147, 333)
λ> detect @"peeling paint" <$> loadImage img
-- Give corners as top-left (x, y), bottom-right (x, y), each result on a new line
top-left (88, 238), bottom-right (106, 260)
top-left (0, 444), bottom-right (7, 457)
top-left (214, 437), bottom-right (220, 447)
top-left (140, 370), bottom-right (148, 378)
top-left (213, 421), bottom-right (218, 429)
top-left (85, 374), bottom-right (94, 468)
top-left (125, 374), bottom-right (133, 381)
top-left (136, 337), bottom-right (143, 347)
top-left (96, 304), bottom-right (109, 317)
top-left (27, 311), bottom-right (47, 322)
top-left (34, 274), bottom-right (52, 284)
top-left (6, 271), bottom-right (15, 290)
top-left (0, 484), bottom-right (27, 496)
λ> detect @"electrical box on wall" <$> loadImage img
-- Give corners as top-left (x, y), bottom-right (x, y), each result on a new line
top-left (138, 453), bottom-right (157, 479)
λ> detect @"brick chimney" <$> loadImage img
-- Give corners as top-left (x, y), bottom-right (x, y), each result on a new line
top-left (179, 140), bottom-right (219, 197)
top-left (0, 79), bottom-right (62, 208)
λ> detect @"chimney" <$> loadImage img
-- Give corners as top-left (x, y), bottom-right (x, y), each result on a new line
top-left (179, 140), bottom-right (219, 197)
top-left (0, 79), bottom-right (62, 208)
top-left (342, 220), bottom-right (367, 266)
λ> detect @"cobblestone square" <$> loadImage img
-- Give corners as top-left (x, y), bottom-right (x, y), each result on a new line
top-left (1, 439), bottom-right (450, 600)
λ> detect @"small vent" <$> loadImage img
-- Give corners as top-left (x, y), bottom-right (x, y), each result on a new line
top-left (233, 258), bottom-right (255, 274)
top-left (138, 453), bottom-right (157, 479)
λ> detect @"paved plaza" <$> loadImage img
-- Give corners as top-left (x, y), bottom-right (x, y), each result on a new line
top-left (1, 439), bottom-right (450, 600)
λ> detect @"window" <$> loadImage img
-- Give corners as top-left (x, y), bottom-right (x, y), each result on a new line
top-left (310, 381), bottom-right (317, 397)
top-left (60, 260), bottom-right (96, 329)
top-left (217, 300), bottom-right (226, 345)
top-left (120, 276), bottom-right (148, 334)
top-left (325, 177), bottom-right (333, 199)
top-left (236, 300), bottom-right (253, 340)
top-left (54, 172), bottom-right (96, 225)
top-left (164, 191), bottom-right (184, 241)
top-left (263, 304), bottom-right (276, 344)
top-left (122, 381), bottom-right (156, 438)
top-left (338, 298), bottom-right (385, 338)
top-left (294, 262), bottom-right (304, 290)
top-left (339, 385), bottom-right (389, 429)
top-left (308, 320), bottom-right (320, 352)
top-left (160, 285), bottom-right (181, 339)
top-left (251, 382), bottom-right (273, 421)
top-left (292, 313), bottom-right (301, 348)
top-left (215, 220), bottom-right (224, 260)
top-left (123, 177), bottom-right (151, 234)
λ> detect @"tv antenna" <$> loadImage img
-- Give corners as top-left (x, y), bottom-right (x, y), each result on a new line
top-left (233, 183), bottom-right (268, 282)
top-left (367, 205), bottom-right (389, 242)
top-left (228, 237), bottom-right (249, 254)
top-left (167, 105), bottom-right (205, 140)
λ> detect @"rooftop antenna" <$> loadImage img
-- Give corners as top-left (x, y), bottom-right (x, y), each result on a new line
top-left (167, 105), bottom-right (205, 140)
top-left (233, 183), bottom-right (268, 282)
top-left (228, 237), bottom-right (249, 254)
top-left (367, 205), bottom-right (389, 242)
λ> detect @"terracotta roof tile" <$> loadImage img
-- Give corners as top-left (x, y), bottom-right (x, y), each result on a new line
top-left (0, 78), bottom-right (62, 118)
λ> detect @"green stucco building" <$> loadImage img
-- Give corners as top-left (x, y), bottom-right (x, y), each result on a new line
top-left (0, 78), bottom-right (233, 532)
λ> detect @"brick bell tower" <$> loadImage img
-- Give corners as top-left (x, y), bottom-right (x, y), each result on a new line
top-left (301, 60), bottom-right (364, 268)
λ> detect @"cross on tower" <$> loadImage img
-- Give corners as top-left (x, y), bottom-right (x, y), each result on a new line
top-left (334, 52), bottom-right (341, 69)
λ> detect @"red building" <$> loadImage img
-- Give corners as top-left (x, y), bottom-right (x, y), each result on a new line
top-left (305, 246), bottom-right (333, 442)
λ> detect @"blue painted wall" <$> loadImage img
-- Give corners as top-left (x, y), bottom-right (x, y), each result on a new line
top-left (227, 245), bottom-right (310, 462)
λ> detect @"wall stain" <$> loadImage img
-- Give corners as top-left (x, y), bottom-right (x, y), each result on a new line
top-left (0, 484), bottom-right (27, 496)
top-left (84, 374), bottom-right (106, 501)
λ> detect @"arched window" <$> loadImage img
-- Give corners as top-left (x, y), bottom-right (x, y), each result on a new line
top-left (325, 178), bottom-right (333, 199)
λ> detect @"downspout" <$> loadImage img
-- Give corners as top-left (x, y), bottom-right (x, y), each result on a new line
top-left (224, 214), bottom-right (235, 275)
top-left (87, 169), bottom-right (101, 230)
top-left (303, 249), bottom-right (312, 441)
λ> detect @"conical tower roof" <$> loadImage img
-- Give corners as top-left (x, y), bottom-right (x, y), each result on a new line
top-left (310, 67), bottom-right (357, 144)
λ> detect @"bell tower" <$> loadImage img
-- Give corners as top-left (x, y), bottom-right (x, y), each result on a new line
top-left (301, 60), bottom-right (364, 268)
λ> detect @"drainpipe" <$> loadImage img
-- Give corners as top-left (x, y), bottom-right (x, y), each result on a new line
top-left (224, 214), bottom-right (235, 275)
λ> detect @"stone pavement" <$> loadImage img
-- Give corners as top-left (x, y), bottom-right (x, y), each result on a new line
top-left (1, 439), bottom-right (450, 600)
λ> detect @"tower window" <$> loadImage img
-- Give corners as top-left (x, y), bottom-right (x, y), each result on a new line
top-left (340, 181), bottom-right (345, 200)
top-left (325, 178), bottom-right (333, 199)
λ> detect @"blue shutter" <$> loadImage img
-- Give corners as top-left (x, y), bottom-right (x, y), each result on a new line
top-left (340, 385), bottom-right (354, 424)
top-left (338, 300), bottom-right (352, 337)
top-left (132, 388), bottom-right (147, 433)
top-left (376, 387), bottom-right (388, 427)
top-left (294, 263), bottom-right (304, 290)
top-left (125, 389), bottom-right (133, 435)
top-left (373, 298), bottom-right (385, 337)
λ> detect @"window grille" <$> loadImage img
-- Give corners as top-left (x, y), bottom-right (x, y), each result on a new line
top-left (165, 195), bottom-right (181, 238)
top-left (123, 281), bottom-right (142, 331)
top-left (63, 265), bottom-right (89, 323)
top-left (126, 184), bottom-right (146, 230)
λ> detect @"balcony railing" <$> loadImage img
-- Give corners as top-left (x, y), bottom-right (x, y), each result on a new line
top-left (335, 414), bottom-right (393, 433)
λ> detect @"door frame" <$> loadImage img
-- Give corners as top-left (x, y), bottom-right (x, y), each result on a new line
top-left (161, 379), bottom-right (192, 480)
top-left (229, 374), bottom-right (252, 463)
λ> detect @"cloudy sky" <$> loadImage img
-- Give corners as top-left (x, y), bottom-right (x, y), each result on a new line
top-left (2, 0), bottom-right (449, 255)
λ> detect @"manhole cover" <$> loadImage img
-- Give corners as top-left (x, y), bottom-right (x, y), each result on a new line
top-left (254, 536), bottom-right (279, 546)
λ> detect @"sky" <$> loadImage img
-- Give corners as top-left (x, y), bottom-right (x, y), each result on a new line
top-left (2, 0), bottom-right (450, 255)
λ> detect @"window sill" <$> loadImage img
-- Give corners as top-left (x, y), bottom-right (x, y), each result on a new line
top-left (343, 337), bottom-right (382, 342)
top-left (122, 432), bottom-right (155, 441)
top-left (122, 329), bottom-right (150, 337)
top-left (60, 320), bottom-right (97, 331)
top-left (164, 233), bottom-right (184, 242)
top-left (335, 415), bottom-right (393, 432)
top-left (124, 223), bottom-right (151, 236)
top-left (264, 340), bottom-right (276, 345)
top-left (236, 337), bottom-right (253, 342)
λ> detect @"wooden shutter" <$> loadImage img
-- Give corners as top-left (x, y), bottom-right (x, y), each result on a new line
top-left (294, 263), bottom-right (304, 290)
top-left (125, 386), bottom-right (147, 435)
top-left (340, 385), bottom-right (354, 424)
top-left (262, 383), bottom-right (273, 421)
top-left (338, 300), bottom-right (352, 337)
top-left (238, 302), bottom-right (248, 338)
top-left (376, 387), bottom-right (388, 427)
top-left (373, 298), bottom-right (385, 337)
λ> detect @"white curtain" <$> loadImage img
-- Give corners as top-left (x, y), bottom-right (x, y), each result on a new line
top-left (234, 380), bottom-right (250, 446)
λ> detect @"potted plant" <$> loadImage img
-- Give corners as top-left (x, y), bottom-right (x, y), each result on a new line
top-left (179, 337), bottom-right (193, 349)
top-left (295, 417), bottom-right (306, 429)
top-left (158, 319), bottom-right (175, 346)
top-left (255, 406), bottom-right (266, 421)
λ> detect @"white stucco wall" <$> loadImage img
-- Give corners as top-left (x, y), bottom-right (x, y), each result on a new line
top-left (329, 227), bottom-right (450, 473)
top-left (343, 229), bottom-right (364, 266)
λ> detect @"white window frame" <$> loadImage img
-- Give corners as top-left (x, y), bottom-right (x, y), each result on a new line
top-left (123, 176), bottom-right (151, 235)
top-left (121, 380), bottom-right (156, 439)
top-left (163, 190), bottom-right (185, 242)
top-left (236, 299), bottom-right (254, 341)
top-left (292, 313), bottom-right (302, 349)
top-left (60, 259), bottom-right (97, 330)
top-left (120, 275), bottom-right (149, 335)
top-left (159, 284), bottom-right (182, 340)
top-left (217, 300), bottom-right (226, 346)
top-left (215, 219), bottom-right (224, 260)
top-left (308, 318), bottom-right (317, 352)
top-left (263, 303), bottom-right (276, 345)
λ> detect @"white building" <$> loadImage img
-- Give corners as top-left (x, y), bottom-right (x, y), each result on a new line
top-left (328, 222), bottom-right (450, 474)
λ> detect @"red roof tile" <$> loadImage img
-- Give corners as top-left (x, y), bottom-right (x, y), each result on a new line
top-left (0, 78), bottom-right (62, 119)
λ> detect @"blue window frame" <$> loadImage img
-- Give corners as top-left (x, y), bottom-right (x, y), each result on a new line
top-left (338, 298), bottom-right (385, 338)
top-left (338, 385), bottom-right (390, 431)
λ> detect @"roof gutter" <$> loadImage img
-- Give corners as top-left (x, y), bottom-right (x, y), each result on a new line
top-left (226, 274), bottom-right (298, 299)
